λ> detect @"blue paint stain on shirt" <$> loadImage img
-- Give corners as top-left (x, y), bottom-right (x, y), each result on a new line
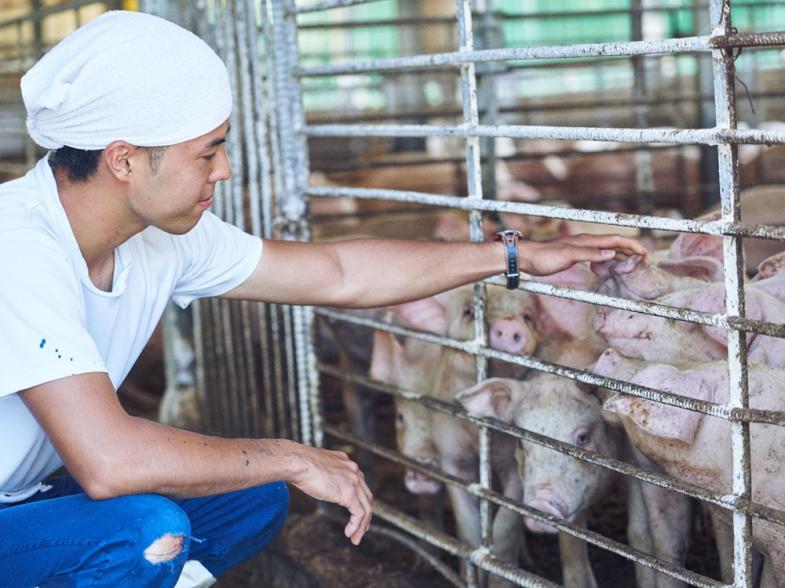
top-left (39, 338), bottom-right (46, 349)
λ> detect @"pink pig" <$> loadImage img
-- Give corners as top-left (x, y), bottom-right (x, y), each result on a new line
top-left (593, 349), bottom-right (785, 585)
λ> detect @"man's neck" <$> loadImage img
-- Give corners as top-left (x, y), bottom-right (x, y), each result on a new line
top-left (54, 167), bottom-right (145, 276)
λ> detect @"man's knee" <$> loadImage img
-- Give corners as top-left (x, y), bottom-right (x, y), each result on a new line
top-left (144, 533), bottom-right (185, 564)
top-left (114, 494), bottom-right (191, 563)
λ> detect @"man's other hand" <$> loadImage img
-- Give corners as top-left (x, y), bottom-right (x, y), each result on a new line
top-left (289, 445), bottom-right (373, 545)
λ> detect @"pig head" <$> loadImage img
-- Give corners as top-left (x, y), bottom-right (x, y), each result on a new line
top-left (457, 373), bottom-right (618, 535)
top-left (593, 280), bottom-right (785, 369)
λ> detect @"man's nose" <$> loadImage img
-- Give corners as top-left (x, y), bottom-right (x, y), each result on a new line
top-left (210, 149), bottom-right (232, 182)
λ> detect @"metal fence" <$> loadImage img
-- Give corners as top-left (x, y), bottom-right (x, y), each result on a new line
top-left (260, 1), bottom-right (785, 586)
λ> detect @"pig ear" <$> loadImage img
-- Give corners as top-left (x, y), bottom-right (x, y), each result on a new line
top-left (590, 255), bottom-right (645, 279)
top-left (753, 251), bottom-right (785, 282)
top-left (392, 296), bottom-right (448, 336)
top-left (456, 378), bottom-right (519, 423)
top-left (690, 289), bottom-right (763, 347)
top-left (667, 232), bottom-right (723, 262)
top-left (534, 263), bottom-right (598, 338)
top-left (657, 256), bottom-right (724, 282)
top-left (370, 330), bottom-right (403, 384)
top-left (616, 371), bottom-right (712, 444)
top-left (599, 393), bottom-right (626, 426)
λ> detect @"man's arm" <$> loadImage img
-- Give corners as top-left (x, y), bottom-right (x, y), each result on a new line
top-left (21, 373), bottom-right (372, 545)
top-left (222, 234), bottom-right (647, 307)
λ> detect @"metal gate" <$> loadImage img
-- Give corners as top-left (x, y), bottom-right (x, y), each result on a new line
top-left (157, 1), bottom-right (785, 586)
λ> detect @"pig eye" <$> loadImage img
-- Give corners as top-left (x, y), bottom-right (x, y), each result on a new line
top-left (574, 429), bottom-right (592, 449)
top-left (395, 413), bottom-right (405, 428)
top-left (462, 305), bottom-right (474, 320)
top-left (522, 312), bottom-right (534, 324)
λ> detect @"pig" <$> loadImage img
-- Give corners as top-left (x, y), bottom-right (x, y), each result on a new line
top-left (458, 339), bottom-right (689, 588)
top-left (593, 350), bottom-right (785, 585)
top-left (591, 232), bottom-right (725, 302)
top-left (369, 321), bottom-right (444, 495)
top-left (593, 273), bottom-right (785, 370)
top-left (377, 285), bottom-right (543, 585)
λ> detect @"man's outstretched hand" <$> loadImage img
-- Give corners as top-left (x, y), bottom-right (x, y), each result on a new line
top-left (519, 233), bottom-right (648, 277)
top-left (288, 444), bottom-right (373, 545)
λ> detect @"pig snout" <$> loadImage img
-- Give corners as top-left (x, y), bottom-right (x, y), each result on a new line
top-left (489, 318), bottom-right (530, 354)
top-left (404, 461), bottom-right (443, 495)
top-left (524, 497), bottom-right (567, 534)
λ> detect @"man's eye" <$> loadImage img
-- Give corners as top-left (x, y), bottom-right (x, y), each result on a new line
top-left (203, 154), bottom-right (216, 161)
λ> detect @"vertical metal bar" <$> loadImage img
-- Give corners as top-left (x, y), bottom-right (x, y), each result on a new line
top-left (710, 1), bottom-right (753, 587)
top-left (252, 0), bottom-right (282, 439)
top-left (476, 0), bottom-right (497, 204)
top-left (191, 299), bottom-right (210, 431)
top-left (270, 0), bottom-right (315, 444)
top-left (631, 0), bottom-right (654, 223)
top-left (457, 0), bottom-right (493, 566)
top-left (215, 1), bottom-right (244, 435)
top-left (235, 0), bottom-right (264, 437)
top-left (697, 2), bottom-right (720, 208)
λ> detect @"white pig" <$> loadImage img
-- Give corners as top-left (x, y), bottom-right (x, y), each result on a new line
top-left (458, 339), bottom-right (688, 588)
top-left (593, 349), bottom-right (785, 585)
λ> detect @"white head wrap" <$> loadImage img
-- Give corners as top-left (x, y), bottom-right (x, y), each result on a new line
top-left (21, 11), bottom-right (232, 150)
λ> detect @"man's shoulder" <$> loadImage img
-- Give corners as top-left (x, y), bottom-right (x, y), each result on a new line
top-left (0, 160), bottom-right (60, 239)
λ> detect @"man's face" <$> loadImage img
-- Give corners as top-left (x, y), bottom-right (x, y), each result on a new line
top-left (127, 119), bottom-right (231, 234)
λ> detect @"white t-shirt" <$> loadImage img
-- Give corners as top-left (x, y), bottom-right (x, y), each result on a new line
top-left (0, 157), bottom-right (263, 502)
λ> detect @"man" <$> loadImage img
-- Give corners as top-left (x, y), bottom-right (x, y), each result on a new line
top-left (0, 10), bottom-right (646, 588)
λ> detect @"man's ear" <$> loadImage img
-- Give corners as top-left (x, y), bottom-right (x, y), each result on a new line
top-left (103, 141), bottom-right (142, 182)
top-left (456, 378), bottom-right (520, 423)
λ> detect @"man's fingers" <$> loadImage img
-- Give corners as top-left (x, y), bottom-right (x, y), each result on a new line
top-left (561, 233), bottom-right (648, 257)
top-left (568, 246), bottom-right (617, 264)
top-left (342, 465), bottom-right (373, 545)
top-left (344, 503), bottom-right (364, 543)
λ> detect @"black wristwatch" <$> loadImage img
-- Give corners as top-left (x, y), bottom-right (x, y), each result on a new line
top-left (494, 230), bottom-right (523, 289)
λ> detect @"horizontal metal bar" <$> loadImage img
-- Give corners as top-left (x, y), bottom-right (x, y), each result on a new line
top-left (295, 36), bottom-right (711, 77)
top-left (499, 277), bottom-right (785, 342)
top-left (499, 2), bottom-right (785, 20)
top-left (324, 423), bottom-right (728, 588)
top-left (320, 366), bottom-right (785, 531)
top-left (290, 0), bottom-right (383, 15)
top-left (302, 123), bottom-right (785, 146)
top-left (296, 7), bottom-right (785, 29)
top-left (315, 307), bottom-right (785, 426)
top-left (305, 185), bottom-right (785, 243)
top-left (297, 16), bottom-right (455, 30)
top-left (721, 32), bottom-right (785, 49)
top-left (305, 89), bottom-right (785, 125)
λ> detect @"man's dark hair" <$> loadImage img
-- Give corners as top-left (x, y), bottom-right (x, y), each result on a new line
top-left (48, 146), bottom-right (102, 182)
top-left (49, 145), bottom-right (168, 182)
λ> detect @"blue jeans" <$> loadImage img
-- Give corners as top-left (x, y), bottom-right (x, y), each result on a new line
top-left (0, 476), bottom-right (289, 587)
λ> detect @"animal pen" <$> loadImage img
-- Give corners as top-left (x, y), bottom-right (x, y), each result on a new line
top-left (2, 0), bottom-right (785, 586)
